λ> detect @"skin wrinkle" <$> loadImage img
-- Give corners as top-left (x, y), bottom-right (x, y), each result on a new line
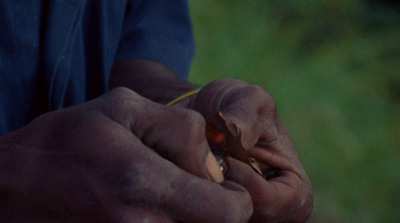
top-left (119, 158), bottom-right (168, 207)
top-left (180, 79), bottom-right (312, 222)
top-left (257, 182), bottom-right (290, 216)
top-left (141, 108), bottom-right (210, 180)
top-left (251, 148), bottom-right (303, 180)
top-left (259, 122), bottom-right (278, 149)
top-left (96, 88), bottom-right (135, 127)
top-left (170, 176), bottom-right (200, 216)
top-left (98, 88), bottom-right (162, 141)
top-left (133, 107), bottom-right (158, 140)
top-left (164, 170), bottom-right (219, 222)
top-left (221, 86), bottom-right (278, 152)
top-left (0, 74), bottom-right (312, 221)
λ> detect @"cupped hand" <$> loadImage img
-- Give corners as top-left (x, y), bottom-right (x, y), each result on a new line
top-left (0, 87), bottom-right (252, 223)
top-left (180, 79), bottom-right (313, 222)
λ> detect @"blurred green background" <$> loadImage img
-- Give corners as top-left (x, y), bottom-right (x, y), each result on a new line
top-left (188, 1), bottom-right (400, 222)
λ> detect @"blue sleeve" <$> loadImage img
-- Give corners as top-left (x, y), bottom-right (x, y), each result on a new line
top-left (116, 0), bottom-right (195, 80)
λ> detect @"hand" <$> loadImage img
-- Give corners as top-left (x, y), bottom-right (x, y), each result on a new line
top-left (178, 79), bottom-right (313, 222)
top-left (0, 87), bottom-right (252, 223)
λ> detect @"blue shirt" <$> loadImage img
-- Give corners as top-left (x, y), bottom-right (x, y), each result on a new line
top-left (0, 0), bottom-right (195, 135)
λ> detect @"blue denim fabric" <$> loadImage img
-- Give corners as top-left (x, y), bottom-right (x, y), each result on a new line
top-left (0, 0), bottom-right (195, 134)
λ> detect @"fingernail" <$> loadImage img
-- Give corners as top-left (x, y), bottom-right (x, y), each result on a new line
top-left (205, 152), bottom-right (224, 183)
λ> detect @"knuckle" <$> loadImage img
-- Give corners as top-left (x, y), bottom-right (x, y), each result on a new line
top-left (167, 109), bottom-right (208, 157)
top-left (98, 87), bottom-right (144, 120)
top-left (177, 109), bottom-right (206, 136)
top-left (107, 87), bottom-right (138, 103)
top-left (253, 85), bottom-right (277, 112)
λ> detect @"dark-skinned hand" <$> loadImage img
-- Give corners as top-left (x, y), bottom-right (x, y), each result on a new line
top-left (0, 87), bottom-right (253, 223)
top-left (174, 78), bottom-right (313, 223)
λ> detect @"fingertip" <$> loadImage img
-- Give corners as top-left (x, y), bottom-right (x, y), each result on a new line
top-left (205, 152), bottom-right (224, 183)
top-left (220, 181), bottom-right (254, 223)
top-left (224, 157), bottom-right (264, 188)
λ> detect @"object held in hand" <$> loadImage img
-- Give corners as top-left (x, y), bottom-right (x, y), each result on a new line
top-left (212, 152), bottom-right (228, 176)
top-left (167, 88), bottom-right (265, 178)
top-left (207, 111), bottom-right (266, 179)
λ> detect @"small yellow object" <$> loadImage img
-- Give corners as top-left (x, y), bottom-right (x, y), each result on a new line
top-left (166, 88), bottom-right (201, 106)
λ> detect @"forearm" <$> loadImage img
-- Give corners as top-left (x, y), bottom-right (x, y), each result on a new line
top-left (109, 59), bottom-right (198, 104)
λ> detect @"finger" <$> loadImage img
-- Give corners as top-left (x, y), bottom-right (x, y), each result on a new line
top-left (90, 87), bottom-right (223, 183)
top-left (165, 174), bottom-right (253, 223)
top-left (225, 154), bottom-right (312, 222)
top-left (250, 119), bottom-right (309, 177)
top-left (192, 80), bottom-right (279, 151)
top-left (220, 85), bottom-right (278, 150)
top-left (202, 84), bottom-right (281, 177)
top-left (248, 147), bottom-right (303, 179)
top-left (224, 157), bottom-right (302, 221)
top-left (117, 140), bottom-right (253, 223)
top-left (137, 106), bottom-right (223, 183)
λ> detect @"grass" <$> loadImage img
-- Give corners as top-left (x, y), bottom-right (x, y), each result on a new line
top-left (188, 1), bottom-right (400, 222)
